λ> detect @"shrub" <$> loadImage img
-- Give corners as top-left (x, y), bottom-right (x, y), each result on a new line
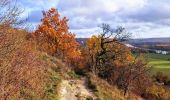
top-left (153, 72), bottom-right (169, 85)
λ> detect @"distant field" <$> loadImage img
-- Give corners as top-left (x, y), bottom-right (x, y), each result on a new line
top-left (146, 53), bottom-right (170, 77)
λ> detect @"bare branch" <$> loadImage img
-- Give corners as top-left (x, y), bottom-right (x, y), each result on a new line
top-left (0, 0), bottom-right (24, 27)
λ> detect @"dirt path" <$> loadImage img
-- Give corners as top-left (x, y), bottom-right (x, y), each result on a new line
top-left (59, 77), bottom-right (97, 100)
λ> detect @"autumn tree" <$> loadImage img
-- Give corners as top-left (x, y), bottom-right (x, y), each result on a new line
top-left (112, 54), bottom-right (152, 95)
top-left (83, 24), bottom-right (152, 96)
top-left (84, 24), bottom-right (132, 76)
top-left (32, 8), bottom-right (81, 64)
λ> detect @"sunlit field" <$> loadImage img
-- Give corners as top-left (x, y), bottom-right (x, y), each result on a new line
top-left (147, 53), bottom-right (170, 77)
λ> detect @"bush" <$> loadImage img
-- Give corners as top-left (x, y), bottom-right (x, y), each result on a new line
top-left (153, 72), bottom-right (169, 85)
top-left (145, 85), bottom-right (170, 100)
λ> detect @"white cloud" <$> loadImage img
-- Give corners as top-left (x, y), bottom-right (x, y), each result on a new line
top-left (19, 0), bottom-right (59, 18)
top-left (57, 0), bottom-right (148, 37)
top-left (58, 0), bottom-right (146, 16)
top-left (136, 27), bottom-right (170, 38)
top-left (19, 0), bottom-right (170, 38)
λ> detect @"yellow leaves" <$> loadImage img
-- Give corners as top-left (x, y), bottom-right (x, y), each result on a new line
top-left (86, 35), bottom-right (133, 67)
top-left (86, 35), bottom-right (101, 54)
top-left (146, 85), bottom-right (168, 98)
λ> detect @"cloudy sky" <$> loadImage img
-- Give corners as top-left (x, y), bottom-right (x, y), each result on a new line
top-left (19, 0), bottom-right (170, 38)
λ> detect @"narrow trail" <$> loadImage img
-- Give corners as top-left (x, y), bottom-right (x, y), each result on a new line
top-left (59, 77), bottom-right (97, 100)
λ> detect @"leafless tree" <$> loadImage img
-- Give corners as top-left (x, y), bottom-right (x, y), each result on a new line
top-left (0, 0), bottom-right (25, 53)
top-left (0, 0), bottom-right (24, 27)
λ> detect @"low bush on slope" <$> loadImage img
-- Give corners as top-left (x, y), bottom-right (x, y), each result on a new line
top-left (0, 27), bottom-right (68, 99)
top-left (87, 73), bottom-right (142, 100)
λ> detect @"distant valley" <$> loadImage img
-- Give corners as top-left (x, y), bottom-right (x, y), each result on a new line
top-left (77, 38), bottom-right (170, 51)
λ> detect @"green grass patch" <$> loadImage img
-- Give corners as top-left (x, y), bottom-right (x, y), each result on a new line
top-left (147, 53), bottom-right (170, 60)
top-left (67, 70), bottom-right (81, 79)
top-left (44, 70), bottom-right (61, 100)
top-left (143, 53), bottom-right (170, 77)
top-left (150, 67), bottom-right (170, 78)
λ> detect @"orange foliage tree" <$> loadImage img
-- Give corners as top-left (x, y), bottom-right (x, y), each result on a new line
top-left (83, 24), bottom-right (151, 96)
top-left (84, 24), bottom-right (133, 75)
top-left (84, 35), bottom-right (133, 73)
top-left (32, 8), bottom-right (81, 63)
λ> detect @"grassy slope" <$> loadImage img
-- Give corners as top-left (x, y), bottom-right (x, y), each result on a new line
top-left (87, 74), bottom-right (140, 100)
top-left (0, 27), bottom-right (145, 100)
top-left (146, 53), bottom-right (170, 76)
top-left (0, 28), bottom-right (71, 99)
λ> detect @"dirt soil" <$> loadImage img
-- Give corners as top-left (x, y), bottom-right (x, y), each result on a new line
top-left (59, 77), bottom-right (97, 100)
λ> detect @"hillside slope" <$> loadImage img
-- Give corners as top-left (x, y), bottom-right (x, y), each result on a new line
top-left (0, 27), bottom-right (99, 99)
top-left (0, 27), bottom-right (66, 99)
top-left (0, 27), bottom-right (140, 100)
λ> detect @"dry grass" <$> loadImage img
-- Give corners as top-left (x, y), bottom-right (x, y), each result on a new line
top-left (0, 27), bottom-right (69, 99)
top-left (0, 26), bottom-right (144, 100)
top-left (87, 73), bottom-right (140, 100)
top-left (87, 73), bottom-right (125, 100)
